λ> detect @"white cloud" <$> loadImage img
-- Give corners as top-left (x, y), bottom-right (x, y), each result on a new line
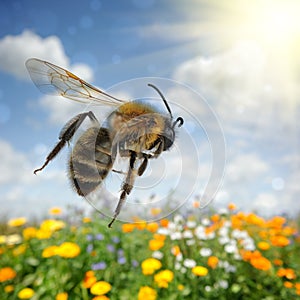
top-left (0, 30), bottom-right (69, 80)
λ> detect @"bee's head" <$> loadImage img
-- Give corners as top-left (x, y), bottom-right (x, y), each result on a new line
top-left (148, 84), bottom-right (184, 151)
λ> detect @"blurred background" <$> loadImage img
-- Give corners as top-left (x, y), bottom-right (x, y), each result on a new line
top-left (0, 0), bottom-right (299, 219)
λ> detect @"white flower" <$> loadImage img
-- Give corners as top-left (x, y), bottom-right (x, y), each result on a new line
top-left (194, 225), bottom-right (206, 240)
top-left (175, 262), bottom-right (181, 270)
top-left (206, 232), bottom-right (216, 239)
top-left (217, 280), bottom-right (229, 289)
top-left (219, 236), bottom-right (230, 245)
top-left (186, 220), bottom-right (197, 228)
top-left (152, 251), bottom-right (163, 259)
top-left (181, 267), bottom-right (187, 273)
top-left (205, 286), bottom-right (212, 292)
top-left (176, 253), bottom-right (183, 261)
top-left (6, 234), bottom-right (22, 245)
top-left (168, 222), bottom-right (177, 231)
top-left (183, 258), bottom-right (196, 268)
top-left (218, 208), bottom-right (228, 215)
top-left (232, 229), bottom-right (249, 240)
top-left (183, 230), bottom-right (193, 239)
top-left (186, 239), bottom-right (196, 246)
top-left (170, 232), bottom-right (182, 240)
top-left (174, 214), bottom-right (184, 224)
top-left (224, 243), bottom-right (238, 254)
top-left (242, 237), bottom-right (256, 251)
top-left (200, 247), bottom-right (212, 257)
top-left (157, 228), bottom-right (169, 235)
top-left (218, 227), bottom-right (229, 237)
top-left (201, 218), bottom-right (210, 226)
top-left (223, 220), bottom-right (231, 228)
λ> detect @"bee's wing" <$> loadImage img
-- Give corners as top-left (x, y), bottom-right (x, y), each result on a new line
top-left (25, 58), bottom-right (126, 106)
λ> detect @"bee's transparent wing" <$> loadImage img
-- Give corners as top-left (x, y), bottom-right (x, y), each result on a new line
top-left (25, 58), bottom-right (126, 106)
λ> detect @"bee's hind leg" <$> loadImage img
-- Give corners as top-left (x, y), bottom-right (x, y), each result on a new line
top-left (108, 151), bottom-right (137, 228)
top-left (34, 111), bottom-right (99, 174)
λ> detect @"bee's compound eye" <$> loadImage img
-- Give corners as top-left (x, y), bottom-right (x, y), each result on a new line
top-left (163, 126), bottom-right (175, 150)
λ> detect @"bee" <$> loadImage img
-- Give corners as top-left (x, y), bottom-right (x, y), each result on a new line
top-left (26, 58), bottom-right (184, 227)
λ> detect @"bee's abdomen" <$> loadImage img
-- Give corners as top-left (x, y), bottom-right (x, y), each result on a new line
top-left (69, 127), bottom-right (112, 196)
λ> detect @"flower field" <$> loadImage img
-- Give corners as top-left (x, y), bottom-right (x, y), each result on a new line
top-left (0, 204), bottom-right (300, 299)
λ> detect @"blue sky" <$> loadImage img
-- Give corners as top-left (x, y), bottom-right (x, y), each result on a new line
top-left (0, 0), bottom-right (299, 220)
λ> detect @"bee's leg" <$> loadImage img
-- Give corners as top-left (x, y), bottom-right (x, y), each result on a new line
top-left (137, 153), bottom-right (150, 176)
top-left (34, 111), bottom-right (99, 174)
top-left (108, 151), bottom-right (137, 228)
top-left (153, 139), bottom-right (164, 157)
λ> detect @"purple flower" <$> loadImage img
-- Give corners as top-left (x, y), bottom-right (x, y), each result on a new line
top-left (95, 233), bottom-right (104, 241)
top-left (106, 244), bottom-right (115, 252)
top-left (118, 257), bottom-right (126, 264)
top-left (132, 260), bottom-right (138, 267)
top-left (91, 261), bottom-right (107, 270)
top-left (86, 244), bottom-right (93, 253)
top-left (86, 234), bottom-right (93, 241)
top-left (111, 236), bottom-right (120, 243)
top-left (117, 249), bottom-right (124, 257)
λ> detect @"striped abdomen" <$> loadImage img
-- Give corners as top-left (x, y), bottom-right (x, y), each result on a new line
top-left (69, 127), bottom-right (112, 196)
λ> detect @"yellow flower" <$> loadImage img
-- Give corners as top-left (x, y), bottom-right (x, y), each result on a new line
top-left (122, 223), bottom-right (135, 233)
top-left (141, 258), bottom-right (162, 275)
top-left (192, 266), bottom-right (208, 277)
top-left (228, 203), bottom-right (237, 210)
top-left (42, 245), bottom-right (59, 258)
top-left (23, 227), bottom-right (37, 240)
top-left (36, 229), bottom-right (52, 240)
top-left (90, 281), bottom-right (112, 296)
top-left (0, 235), bottom-right (6, 244)
top-left (4, 285), bottom-right (14, 293)
top-left (82, 217), bottom-right (92, 223)
top-left (177, 284), bottom-right (184, 291)
top-left (138, 286), bottom-right (157, 300)
top-left (40, 219), bottom-right (65, 232)
top-left (49, 207), bottom-right (62, 215)
top-left (257, 241), bottom-right (270, 251)
top-left (154, 270), bottom-right (174, 288)
top-left (0, 267), bottom-right (17, 282)
top-left (13, 244), bottom-right (27, 256)
top-left (150, 207), bottom-right (162, 216)
top-left (149, 239), bottom-right (164, 251)
top-left (56, 292), bottom-right (68, 300)
top-left (8, 217), bottom-right (27, 227)
top-left (56, 242), bottom-right (80, 258)
top-left (17, 288), bottom-right (35, 299)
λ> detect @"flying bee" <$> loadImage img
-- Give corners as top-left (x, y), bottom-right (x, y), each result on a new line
top-left (26, 58), bottom-right (184, 227)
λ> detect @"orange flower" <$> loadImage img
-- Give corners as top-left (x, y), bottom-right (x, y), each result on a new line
top-left (4, 285), bottom-right (14, 293)
top-left (147, 222), bottom-right (159, 233)
top-left (92, 296), bottom-right (110, 300)
top-left (150, 207), bottom-right (162, 216)
top-left (267, 216), bottom-right (286, 229)
top-left (231, 215), bottom-right (243, 229)
top-left (171, 245), bottom-right (181, 256)
top-left (122, 223), bottom-right (135, 233)
top-left (135, 220), bottom-right (147, 230)
top-left (0, 267), bottom-right (16, 282)
top-left (277, 268), bottom-right (296, 280)
top-left (250, 256), bottom-right (272, 271)
top-left (211, 214), bottom-right (220, 223)
top-left (83, 271), bottom-right (97, 288)
top-left (153, 234), bottom-right (166, 242)
top-left (246, 213), bottom-right (265, 226)
top-left (149, 239), bottom-right (164, 251)
top-left (228, 203), bottom-right (236, 210)
top-left (273, 259), bottom-right (283, 266)
top-left (192, 201), bottom-right (200, 208)
top-left (270, 235), bottom-right (290, 247)
top-left (257, 241), bottom-right (270, 251)
top-left (282, 226), bottom-right (296, 236)
top-left (207, 256), bottom-right (219, 269)
top-left (283, 281), bottom-right (293, 288)
top-left (160, 219), bottom-right (169, 227)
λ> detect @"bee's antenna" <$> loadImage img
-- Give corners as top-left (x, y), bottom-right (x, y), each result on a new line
top-left (148, 83), bottom-right (173, 118)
